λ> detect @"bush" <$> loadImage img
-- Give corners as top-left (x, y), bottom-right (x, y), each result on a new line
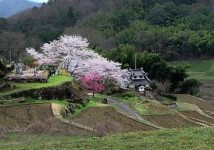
top-left (23, 55), bottom-right (35, 68)
top-left (121, 91), bottom-right (139, 98)
top-left (155, 80), bottom-right (171, 94)
top-left (149, 81), bottom-right (157, 90)
top-left (59, 69), bottom-right (70, 76)
top-left (162, 94), bottom-right (177, 101)
top-left (0, 61), bottom-right (7, 73)
top-left (180, 79), bottom-right (202, 95)
top-left (0, 70), bottom-right (5, 78)
top-left (103, 77), bottom-right (120, 95)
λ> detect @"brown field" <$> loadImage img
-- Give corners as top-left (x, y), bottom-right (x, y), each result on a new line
top-left (200, 80), bottom-right (214, 97)
top-left (176, 94), bottom-right (214, 112)
top-left (0, 104), bottom-right (54, 130)
top-left (0, 104), bottom-right (94, 136)
top-left (26, 118), bottom-right (94, 136)
top-left (181, 111), bottom-right (214, 125)
top-left (142, 115), bottom-right (201, 128)
top-left (70, 107), bottom-right (156, 135)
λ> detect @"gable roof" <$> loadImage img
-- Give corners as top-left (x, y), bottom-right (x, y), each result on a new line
top-left (129, 68), bottom-right (147, 76)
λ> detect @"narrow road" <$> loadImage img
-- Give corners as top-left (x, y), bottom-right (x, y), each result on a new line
top-left (107, 98), bottom-right (145, 122)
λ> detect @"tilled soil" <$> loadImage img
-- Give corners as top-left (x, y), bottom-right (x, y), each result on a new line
top-left (0, 104), bottom-right (54, 130)
top-left (176, 94), bottom-right (214, 112)
top-left (70, 107), bottom-right (156, 135)
top-left (142, 114), bottom-right (201, 128)
top-left (0, 104), bottom-right (94, 136)
top-left (181, 111), bottom-right (214, 125)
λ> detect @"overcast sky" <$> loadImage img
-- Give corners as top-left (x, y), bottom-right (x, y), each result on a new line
top-left (29, 0), bottom-right (48, 3)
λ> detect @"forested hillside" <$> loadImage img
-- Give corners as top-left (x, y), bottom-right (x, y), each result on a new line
top-left (0, 0), bottom-right (213, 63)
top-left (0, 0), bottom-right (41, 18)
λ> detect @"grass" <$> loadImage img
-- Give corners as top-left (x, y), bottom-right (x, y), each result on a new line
top-left (0, 127), bottom-right (213, 150)
top-left (113, 95), bottom-right (175, 115)
top-left (71, 95), bottom-right (108, 116)
top-left (23, 99), bottom-right (69, 106)
top-left (170, 59), bottom-right (214, 81)
top-left (0, 75), bottom-right (72, 96)
top-left (170, 59), bottom-right (214, 98)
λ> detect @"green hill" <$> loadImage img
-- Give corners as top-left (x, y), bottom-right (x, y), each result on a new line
top-left (0, 0), bottom-right (214, 62)
top-left (0, 0), bottom-right (41, 18)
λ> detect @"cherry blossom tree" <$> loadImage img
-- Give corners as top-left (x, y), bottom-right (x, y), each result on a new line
top-left (80, 71), bottom-right (105, 97)
top-left (26, 35), bottom-right (129, 88)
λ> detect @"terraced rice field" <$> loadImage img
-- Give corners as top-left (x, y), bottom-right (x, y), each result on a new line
top-left (176, 94), bottom-right (214, 112)
top-left (181, 111), bottom-right (214, 125)
top-left (142, 115), bottom-right (201, 128)
top-left (26, 118), bottom-right (94, 136)
top-left (70, 107), bottom-right (156, 135)
top-left (0, 104), bottom-right (94, 136)
top-left (0, 104), bottom-right (54, 130)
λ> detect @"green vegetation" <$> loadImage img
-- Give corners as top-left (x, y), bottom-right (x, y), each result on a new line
top-left (0, 75), bottom-right (72, 96)
top-left (0, 127), bottom-right (213, 150)
top-left (112, 94), bottom-right (175, 115)
top-left (72, 99), bottom-right (104, 116)
top-left (0, 0), bottom-right (214, 62)
top-left (171, 60), bottom-right (214, 97)
top-left (0, 98), bottom-right (69, 108)
top-left (71, 94), bottom-right (114, 116)
top-left (171, 59), bottom-right (214, 81)
top-left (23, 99), bottom-right (69, 106)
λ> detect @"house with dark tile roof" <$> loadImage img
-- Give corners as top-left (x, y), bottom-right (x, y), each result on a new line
top-left (128, 68), bottom-right (151, 90)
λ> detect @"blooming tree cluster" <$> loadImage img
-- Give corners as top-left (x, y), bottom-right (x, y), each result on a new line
top-left (26, 35), bottom-right (129, 88)
top-left (80, 71), bottom-right (105, 96)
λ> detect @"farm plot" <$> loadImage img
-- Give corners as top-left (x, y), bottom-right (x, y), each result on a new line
top-left (181, 111), bottom-right (214, 125)
top-left (0, 104), bottom-right (94, 136)
top-left (176, 94), bottom-right (214, 112)
top-left (0, 104), bottom-right (54, 130)
top-left (26, 118), bottom-right (94, 136)
top-left (142, 115), bottom-right (201, 128)
top-left (70, 107), bottom-right (156, 135)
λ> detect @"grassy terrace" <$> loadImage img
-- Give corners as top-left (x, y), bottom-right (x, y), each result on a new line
top-left (0, 127), bottom-right (213, 150)
top-left (0, 75), bottom-right (72, 96)
top-left (170, 59), bottom-right (214, 81)
top-left (111, 93), bottom-right (176, 115)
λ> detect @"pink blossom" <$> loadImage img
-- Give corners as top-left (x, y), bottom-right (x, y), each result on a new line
top-left (80, 72), bottom-right (105, 95)
top-left (26, 35), bottom-right (130, 88)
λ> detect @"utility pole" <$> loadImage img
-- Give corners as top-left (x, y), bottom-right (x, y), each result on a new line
top-left (9, 47), bottom-right (12, 64)
top-left (134, 53), bottom-right (137, 69)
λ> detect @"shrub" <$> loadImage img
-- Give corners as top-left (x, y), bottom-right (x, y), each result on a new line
top-left (149, 81), bottom-right (157, 90)
top-left (121, 91), bottom-right (139, 98)
top-left (0, 61), bottom-right (7, 73)
top-left (23, 55), bottom-right (35, 67)
top-left (0, 70), bottom-right (5, 78)
top-left (59, 69), bottom-right (70, 76)
top-left (162, 94), bottom-right (177, 101)
top-left (180, 78), bottom-right (202, 95)
top-left (155, 80), bottom-right (171, 94)
top-left (103, 77), bottom-right (120, 95)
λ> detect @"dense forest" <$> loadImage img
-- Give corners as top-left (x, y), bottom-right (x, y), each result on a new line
top-left (0, 0), bottom-right (214, 64)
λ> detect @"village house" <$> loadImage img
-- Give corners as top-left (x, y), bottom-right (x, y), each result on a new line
top-left (128, 68), bottom-right (151, 92)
